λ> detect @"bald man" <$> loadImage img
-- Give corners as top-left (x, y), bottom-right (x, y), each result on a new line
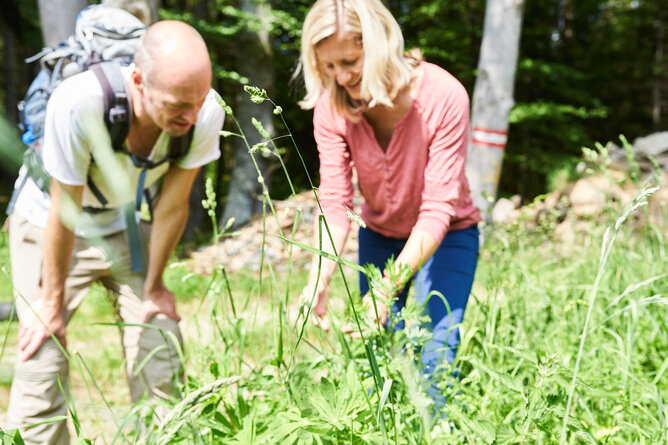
top-left (5, 21), bottom-right (224, 444)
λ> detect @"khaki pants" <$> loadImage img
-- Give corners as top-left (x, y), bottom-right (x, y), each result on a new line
top-left (5, 214), bottom-right (183, 445)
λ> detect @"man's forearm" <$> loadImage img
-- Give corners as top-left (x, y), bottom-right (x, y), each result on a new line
top-left (41, 181), bottom-right (82, 310)
top-left (143, 166), bottom-right (199, 292)
top-left (144, 201), bottom-right (189, 291)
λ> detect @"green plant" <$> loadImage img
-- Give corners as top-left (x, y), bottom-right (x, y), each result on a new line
top-left (1, 90), bottom-right (666, 444)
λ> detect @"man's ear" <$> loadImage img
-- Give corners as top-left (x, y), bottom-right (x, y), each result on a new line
top-left (131, 68), bottom-right (144, 90)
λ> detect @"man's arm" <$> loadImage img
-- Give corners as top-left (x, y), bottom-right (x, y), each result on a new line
top-left (141, 165), bottom-right (200, 323)
top-left (19, 180), bottom-right (83, 361)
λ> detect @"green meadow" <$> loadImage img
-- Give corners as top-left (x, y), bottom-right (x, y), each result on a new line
top-left (1, 91), bottom-right (666, 444)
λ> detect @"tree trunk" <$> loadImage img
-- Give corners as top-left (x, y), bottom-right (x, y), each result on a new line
top-left (221, 0), bottom-right (275, 230)
top-left (102, 0), bottom-right (161, 25)
top-left (37, 0), bottom-right (88, 47)
top-left (652, 15), bottom-right (664, 132)
top-left (3, 20), bottom-right (17, 124)
top-left (466, 0), bottom-right (525, 223)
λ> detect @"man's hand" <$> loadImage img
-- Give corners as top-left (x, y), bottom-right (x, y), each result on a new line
top-left (142, 283), bottom-right (181, 323)
top-left (141, 165), bottom-right (195, 325)
top-left (300, 280), bottom-right (330, 332)
top-left (18, 304), bottom-right (67, 361)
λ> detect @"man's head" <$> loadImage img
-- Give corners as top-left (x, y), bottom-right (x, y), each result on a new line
top-left (132, 21), bottom-right (212, 136)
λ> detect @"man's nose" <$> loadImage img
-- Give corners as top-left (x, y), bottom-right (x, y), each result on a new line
top-left (182, 106), bottom-right (200, 124)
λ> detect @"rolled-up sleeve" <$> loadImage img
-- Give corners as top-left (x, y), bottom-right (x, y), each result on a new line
top-left (42, 86), bottom-right (99, 186)
top-left (313, 96), bottom-right (353, 232)
top-left (413, 82), bottom-right (470, 244)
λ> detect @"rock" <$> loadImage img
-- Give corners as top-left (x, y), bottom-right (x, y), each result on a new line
top-left (633, 132), bottom-right (668, 158)
top-left (648, 181), bottom-right (668, 227)
top-left (608, 132), bottom-right (668, 173)
top-left (569, 178), bottom-right (606, 217)
top-left (568, 174), bottom-right (627, 217)
top-left (0, 302), bottom-right (18, 322)
top-left (492, 195), bottom-right (521, 224)
top-left (187, 190), bottom-right (359, 276)
top-left (554, 218), bottom-right (575, 244)
top-left (187, 145), bottom-right (668, 277)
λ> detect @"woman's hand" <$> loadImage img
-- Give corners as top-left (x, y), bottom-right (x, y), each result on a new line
top-left (342, 283), bottom-right (391, 339)
top-left (363, 291), bottom-right (389, 326)
top-left (300, 279), bottom-right (331, 331)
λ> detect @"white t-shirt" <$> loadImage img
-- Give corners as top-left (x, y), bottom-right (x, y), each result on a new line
top-left (12, 65), bottom-right (224, 237)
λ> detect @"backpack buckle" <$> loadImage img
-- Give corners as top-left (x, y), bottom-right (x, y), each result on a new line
top-left (109, 105), bottom-right (128, 124)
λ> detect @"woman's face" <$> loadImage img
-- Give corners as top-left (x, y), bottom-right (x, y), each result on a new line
top-left (315, 32), bottom-right (365, 101)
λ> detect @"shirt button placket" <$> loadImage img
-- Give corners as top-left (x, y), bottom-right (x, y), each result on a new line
top-left (384, 157), bottom-right (391, 202)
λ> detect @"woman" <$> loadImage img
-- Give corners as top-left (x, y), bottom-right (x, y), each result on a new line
top-left (298, 0), bottom-right (481, 378)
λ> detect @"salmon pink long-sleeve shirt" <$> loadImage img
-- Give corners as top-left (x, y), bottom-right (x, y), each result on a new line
top-left (314, 61), bottom-right (481, 245)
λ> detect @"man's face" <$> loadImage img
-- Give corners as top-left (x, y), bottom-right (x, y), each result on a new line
top-left (141, 74), bottom-right (210, 137)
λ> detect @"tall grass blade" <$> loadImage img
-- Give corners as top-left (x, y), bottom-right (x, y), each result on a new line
top-left (559, 186), bottom-right (659, 444)
top-left (377, 378), bottom-right (393, 424)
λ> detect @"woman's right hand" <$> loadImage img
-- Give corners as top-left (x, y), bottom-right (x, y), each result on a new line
top-left (300, 279), bottom-right (331, 331)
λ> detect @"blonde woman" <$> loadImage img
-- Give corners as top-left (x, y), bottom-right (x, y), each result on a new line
top-left (299, 0), bottom-right (481, 384)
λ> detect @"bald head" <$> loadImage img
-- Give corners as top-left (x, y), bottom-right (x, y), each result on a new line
top-left (134, 20), bottom-right (212, 90)
top-left (131, 21), bottom-right (213, 136)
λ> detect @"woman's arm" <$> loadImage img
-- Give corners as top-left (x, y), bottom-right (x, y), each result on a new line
top-left (301, 95), bottom-right (354, 330)
top-left (355, 228), bottom-right (438, 329)
top-left (300, 222), bottom-right (349, 331)
top-left (363, 68), bottom-right (473, 326)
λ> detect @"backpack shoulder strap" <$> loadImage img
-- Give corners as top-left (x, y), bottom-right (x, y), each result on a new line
top-left (89, 61), bottom-right (131, 151)
top-left (167, 125), bottom-right (195, 163)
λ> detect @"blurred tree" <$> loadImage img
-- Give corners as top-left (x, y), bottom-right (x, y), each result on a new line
top-left (1, 0), bottom-right (42, 123)
top-left (37, 0), bottom-right (87, 46)
top-left (652, 12), bottom-right (665, 131)
top-left (389, 0), bottom-right (485, 92)
top-left (505, 0), bottom-right (667, 199)
top-left (103, 0), bottom-right (161, 25)
top-left (4, 0), bottom-right (665, 232)
top-left (466, 0), bottom-right (525, 222)
top-left (160, 0), bottom-right (311, 234)
top-left (220, 0), bottom-right (275, 230)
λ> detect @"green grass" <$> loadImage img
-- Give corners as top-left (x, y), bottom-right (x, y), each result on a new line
top-left (1, 91), bottom-right (666, 443)
top-left (0, 232), bottom-right (12, 303)
top-left (1, 192), bottom-right (667, 444)
top-left (455, 198), bottom-right (668, 444)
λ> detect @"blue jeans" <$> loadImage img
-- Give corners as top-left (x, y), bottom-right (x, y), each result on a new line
top-left (358, 224), bottom-right (479, 374)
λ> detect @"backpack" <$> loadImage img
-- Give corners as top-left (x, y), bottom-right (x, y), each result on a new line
top-left (16, 4), bottom-right (194, 196)
top-left (11, 4), bottom-right (194, 273)
top-left (18, 4), bottom-right (145, 194)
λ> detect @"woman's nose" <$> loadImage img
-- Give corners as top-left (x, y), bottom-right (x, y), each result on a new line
top-left (335, 67), bottom-right (352, 86)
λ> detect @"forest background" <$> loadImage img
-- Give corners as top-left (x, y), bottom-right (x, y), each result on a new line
top-left (0, 0), bottom-right (666, 229)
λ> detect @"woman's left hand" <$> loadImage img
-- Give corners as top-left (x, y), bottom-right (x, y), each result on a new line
top-left (362, 292), bottom-right (389, 326)
top-left (342, 288), bottom-right (390, 338)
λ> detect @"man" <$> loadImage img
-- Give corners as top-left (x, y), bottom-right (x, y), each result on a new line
top-left (5, 20), bottom-right (224, 444)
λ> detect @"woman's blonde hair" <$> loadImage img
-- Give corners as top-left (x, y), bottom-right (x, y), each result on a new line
top-left (298, 0), bottom-right (415, 118)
